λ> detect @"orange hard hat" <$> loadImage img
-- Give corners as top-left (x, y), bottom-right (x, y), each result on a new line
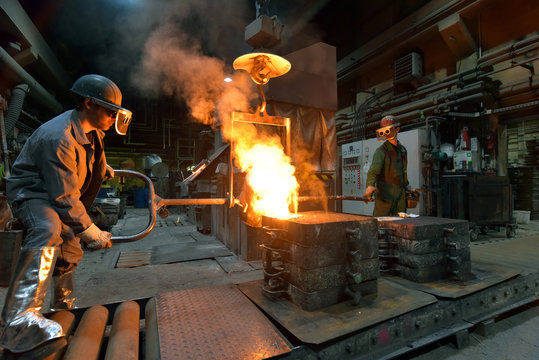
top-left (380, 115), bottom-right (396, 128)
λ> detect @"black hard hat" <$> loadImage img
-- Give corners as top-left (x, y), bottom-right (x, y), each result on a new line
top-left (71, 74), bottom-right (132, 135)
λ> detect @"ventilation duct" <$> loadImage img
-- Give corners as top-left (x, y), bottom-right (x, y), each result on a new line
top-left (394, 52), bottom-right (423, 88)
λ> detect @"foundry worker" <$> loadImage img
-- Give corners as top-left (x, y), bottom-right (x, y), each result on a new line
top-left (0, 74), bottom-right (132, 356)
top-left (364, 115), bottom-right (409, 216)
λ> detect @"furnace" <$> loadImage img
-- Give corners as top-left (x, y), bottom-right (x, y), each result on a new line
top-left (260, 211), bottom-right (379, 311)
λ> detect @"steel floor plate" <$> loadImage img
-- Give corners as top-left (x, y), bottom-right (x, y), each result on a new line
top-left (151, 242), bottom-right (233, 265)
top-left (154, 284), bottom-right (291, 360)
top-left (385, 260), bottom-right (520, 298)
top-left (471, 236), bottom-right (539, 275)
top-left (238, 278), bottom-right (437, 344)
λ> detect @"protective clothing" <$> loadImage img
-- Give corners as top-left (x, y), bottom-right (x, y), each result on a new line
top-left (50, 270), bottom-right (76, 311)
top-left (78, 223), bottom-right (112, 250)
top-left (366, 140), bottom-right (408, 216)
top-left (3, 108), bottom-right (109, 352)
top-left (376, 115), bottom-right (399, 142)
top-left (0, 247), bottom-right (64, 352)
top-left (376, 124), bottom-right (398, 142)
top-left (7, 110), bottom-right (106, 234)
top-left (71, 74), bottom-right (132, 135)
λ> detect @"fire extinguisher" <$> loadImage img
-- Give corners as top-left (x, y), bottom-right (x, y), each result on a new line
top-left (460, 126), bottom-right (470, 150)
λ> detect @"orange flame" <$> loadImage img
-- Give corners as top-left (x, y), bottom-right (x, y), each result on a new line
top-left (235, 138), bottom-right (298, 220)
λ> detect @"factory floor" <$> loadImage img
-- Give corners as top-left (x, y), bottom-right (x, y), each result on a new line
top-left (0, 207), bottom-right (538, 359)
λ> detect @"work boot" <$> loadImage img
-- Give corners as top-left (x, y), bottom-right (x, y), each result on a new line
top-left (50, 270), bottom-right (76, 311)
top-left (0, 247), bottom-right (64, 353)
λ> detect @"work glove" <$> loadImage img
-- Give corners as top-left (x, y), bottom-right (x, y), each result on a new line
top-left (105, 164), bottom-right (115, 180)
top-left (78, 223), bottom-right (112, 250)
top-left (364, 186), bottom-right (377, 201)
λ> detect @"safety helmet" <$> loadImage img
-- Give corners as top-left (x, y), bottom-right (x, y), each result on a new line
top-left (71, 74), bottom-right (133, 135)
top-left (376, 115), bottom-right (399, 142)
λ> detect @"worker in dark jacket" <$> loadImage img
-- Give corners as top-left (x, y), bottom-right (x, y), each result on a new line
top-left (0, 74), bottom-right (132, 356)
top-left (364, 115), bottom-right (408, 216)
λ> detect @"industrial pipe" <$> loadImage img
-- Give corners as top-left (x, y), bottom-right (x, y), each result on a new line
top-left (0, 96), bottom-right (10, 177)
top-left (111, 170), bottom-right (228, 243)
top-left (41, 311), bottom-right (75, 360)
top-left (4, 84), bottom-right (29, 140)
top-left (63, 305), bottom-right (109, 360)
top-left (0, 46), bottom-right (63, 114)
top-left (104, 301), bottom-right (140, 360)
top-left (336, 88), bottom-right (489, 141)
top-left (110, 169), bottom-right (378, 242)
top-left (49, 310), bottom-right (76, 337)
top-left (298, 195), bottom-right (371, 203)
top-left (160, 198), bottom-right (227, 205)
top-left (477, 34), bottom-right (539, 66)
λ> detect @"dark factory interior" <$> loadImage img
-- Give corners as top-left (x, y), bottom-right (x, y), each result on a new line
top-left (0, 1), bottom-right (538, 359)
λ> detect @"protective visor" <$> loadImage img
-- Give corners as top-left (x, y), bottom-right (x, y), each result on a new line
top-left (91, 97), bottom-right (133, 135)
top-left (376, 124), bottom-right (398, 142)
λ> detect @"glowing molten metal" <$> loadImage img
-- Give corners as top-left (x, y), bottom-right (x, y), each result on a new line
top-left (236, 142), bottom-right (299, 219)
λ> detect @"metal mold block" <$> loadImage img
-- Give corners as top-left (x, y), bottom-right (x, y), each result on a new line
top-left (398, 248), bottom-right (471, 269)
top-left (284, 258), bottom-right (379, 292)
top-left (288, 279), bottom-right (378, 311)
top-left (391, 235), bottom-right (470, 254)
top-left (263, 211), bottom-right (378, 247)
top-left (396, 261), bottom-right (472, 283)
top-left (278, 239), bottom-right (378, 269)
top-left (261, 211), bottom-right (380, 310)
top-left (378, 216), bottom-right (469, 240)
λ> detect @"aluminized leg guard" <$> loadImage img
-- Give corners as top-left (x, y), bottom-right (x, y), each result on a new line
top-left (0, 247), bottom-right (64, 353)
top-left (50, 271), bottom-right (75, 311)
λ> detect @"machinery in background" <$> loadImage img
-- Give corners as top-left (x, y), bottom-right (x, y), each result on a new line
top-left (341, 128), bottom-right (427, 216)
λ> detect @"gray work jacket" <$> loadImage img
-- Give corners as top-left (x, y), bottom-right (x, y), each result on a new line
top-left (7, 110), bottom-right (107, 233)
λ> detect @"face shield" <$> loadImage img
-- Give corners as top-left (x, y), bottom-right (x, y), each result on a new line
top-left (376, 124), bottom-right (398, 142)
top-left (90, 97), bottom-right (133, 135)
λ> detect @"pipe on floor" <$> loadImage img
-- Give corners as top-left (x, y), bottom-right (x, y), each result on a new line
top-left (104, 301), bottom-right (140, 360)
top-left (42, 310), bottom-right (76, 360)
top-left (63, 305), bottom-right (109, 360)
top-left (144, 298), bottom-right (160, 360)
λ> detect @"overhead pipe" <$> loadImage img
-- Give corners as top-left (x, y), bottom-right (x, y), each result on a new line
top-left (381, 82), bottom-right (487, 118)
top-left (381, 68), bottom-right (481, 110)
top-left (336, 68), bottom-right (483, 127)
top-left (337, 92), bottom-right (488, 144)
top-left (337, 82), bottom-right (488, 138)
top-left (498, 74), bottom-right (539, 98)
top-left (447, 99), bottom-right (539, 118)
top-left (339, 59), bottom-right (537, 142)
top-left (477, 33), bottom-right (539, 66)
top-left (4, 84), bottom-right (29, 139)
top-left (479, 54), bottom-right (539, 79)
top-left (0, 47), bottom-right (63, 114)
top-left (338, 21), bottom-right (538, 138)
top-left (0, 96), bottom-right (10, 177)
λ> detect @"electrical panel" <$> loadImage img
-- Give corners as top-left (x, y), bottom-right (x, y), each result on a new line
top-left (341, 141), bottom-right (361, 197)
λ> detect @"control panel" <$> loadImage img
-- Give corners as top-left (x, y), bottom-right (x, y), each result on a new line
top-left (342, 141), bottom-right (361, 196)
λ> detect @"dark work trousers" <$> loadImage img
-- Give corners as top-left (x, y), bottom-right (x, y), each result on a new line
top-left (12, 198), bottom-right (84, 276)
top-left (373, 189), bottom-right (406, 217)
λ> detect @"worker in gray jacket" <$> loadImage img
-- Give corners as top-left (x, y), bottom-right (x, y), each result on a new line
top-left (0, 74), bottom-right (132, 356)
